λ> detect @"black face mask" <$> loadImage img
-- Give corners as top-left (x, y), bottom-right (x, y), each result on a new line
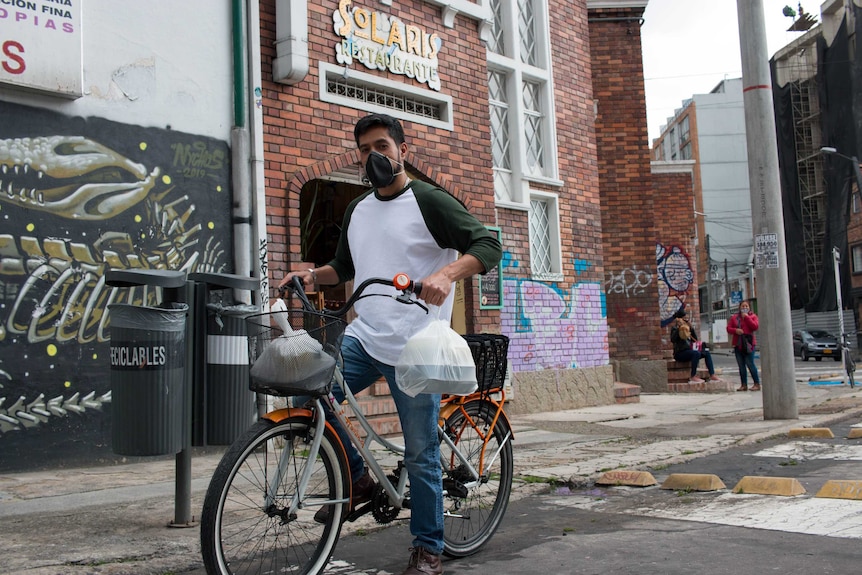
top-left (364, 150), bottom-right (403, 188)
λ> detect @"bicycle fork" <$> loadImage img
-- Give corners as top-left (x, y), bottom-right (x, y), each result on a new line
top-left (266, 398), bottom-right (349, 520)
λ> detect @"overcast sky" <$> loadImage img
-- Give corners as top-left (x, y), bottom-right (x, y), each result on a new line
top-left (641, 0), bottom-right (821, 143)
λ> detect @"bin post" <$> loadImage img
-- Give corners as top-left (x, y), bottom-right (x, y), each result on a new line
top-left (188, 272), bottom-right (260, 446)
top-left (105, 269), bottom-right (196, 528)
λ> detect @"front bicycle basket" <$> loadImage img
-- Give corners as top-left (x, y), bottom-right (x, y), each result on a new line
top-left (462, 334), bottom-right (509, 392)
top-left (246, 308), bottom-right (345, 397)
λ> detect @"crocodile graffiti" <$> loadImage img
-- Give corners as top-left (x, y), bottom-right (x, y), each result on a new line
top-left (0, 101), bottom-right (232, 442)
top-left (0, 136), bottom-right (159, 220)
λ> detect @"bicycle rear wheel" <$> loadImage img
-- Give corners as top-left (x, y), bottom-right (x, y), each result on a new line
top-left (440, 399), bottom-right (513, 557)
top-left (200, 417), bottom-right (349, 575)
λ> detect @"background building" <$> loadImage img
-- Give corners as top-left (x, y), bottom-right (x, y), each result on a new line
top-left (652, 78), bottom-right (754, 341)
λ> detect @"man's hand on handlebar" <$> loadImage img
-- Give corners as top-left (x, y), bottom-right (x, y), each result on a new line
top-left (417, 270), bottom-right (452, 307)
top-left (278, 270), bottom-right (314, 292)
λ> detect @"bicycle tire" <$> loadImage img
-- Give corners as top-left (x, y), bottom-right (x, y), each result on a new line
top-left (200, 417), bottom-right (349, 575)
top-left (440, 399), bottom-right (514, 557)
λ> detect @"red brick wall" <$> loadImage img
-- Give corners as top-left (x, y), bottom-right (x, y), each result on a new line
top-left (549, 1), bottom-right (604, 282)
top-left (589, 6), bottom-right (663, 361)
top-left (653, 168), bottom-right (699, 346)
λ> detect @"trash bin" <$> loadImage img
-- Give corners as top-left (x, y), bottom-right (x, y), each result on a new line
top-left (188, 272), bottom-right (259, 446)
top-left (109, 302), bottom-right (188, 456)
top-left (204, 302), bottom-right (259, 444)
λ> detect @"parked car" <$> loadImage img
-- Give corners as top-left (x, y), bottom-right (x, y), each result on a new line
top-left (793, 330), bottom-right (841, 361)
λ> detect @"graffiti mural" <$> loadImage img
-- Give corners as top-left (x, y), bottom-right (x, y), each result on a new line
top-left (500, 253), bottom-right (608, 372)
top-left (656, 242), bottom-right (694, 326)
top-left (0, 101), bottom-right (231, 444)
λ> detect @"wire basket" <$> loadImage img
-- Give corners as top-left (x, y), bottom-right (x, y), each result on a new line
top-left (246, 308), bottom-right (346, 397)
top-left (462, 334), bottom-right (509, 392)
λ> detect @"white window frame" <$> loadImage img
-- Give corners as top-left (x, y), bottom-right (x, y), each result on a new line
top-left (852, 244), bottom-right (862, 274)
top-left (487, 0), bottom-right (561, 208)
top-left (529, 190), bottom-right (563, 280)
top-left (318, 63), bottom-right (454, 131)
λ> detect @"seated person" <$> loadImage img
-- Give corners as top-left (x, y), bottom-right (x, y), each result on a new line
top-left (670, 309), bottom-right (721, 384)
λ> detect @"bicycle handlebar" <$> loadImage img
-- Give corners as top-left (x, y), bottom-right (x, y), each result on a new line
top-left (278, 273), bottom-right (426, 317)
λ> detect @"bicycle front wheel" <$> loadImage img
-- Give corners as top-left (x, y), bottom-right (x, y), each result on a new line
top-left (200, 417), bottom-right (349, 575)
top-left (440, 399), bottom-right (514, 557)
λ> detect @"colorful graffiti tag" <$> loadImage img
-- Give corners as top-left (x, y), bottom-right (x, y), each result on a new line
top-left (656, 242), bottom-right (694, 326)
top-left (500, 253), bottom-right (608, 372)
top-left (0, 101), bottom-right (232, 446)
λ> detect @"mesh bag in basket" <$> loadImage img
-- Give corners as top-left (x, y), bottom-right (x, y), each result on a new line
top-left (462, 334), bottom-right (509, 392)
top-left (246, 306), bottom-right (345, 397)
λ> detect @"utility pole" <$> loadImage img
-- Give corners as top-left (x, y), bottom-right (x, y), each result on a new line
top-left (737, 0), bottom-right (797, 418)
top-left (833, 248), bottom-right (849, 384)
top-left (724, 259), bottom-right (729, 311)
top-left (705, 234), bottom-right (713, 342)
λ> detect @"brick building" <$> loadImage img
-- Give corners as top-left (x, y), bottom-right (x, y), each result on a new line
top-left (257, 0), bottom-right (678, 422)
top-left (0, 0), bottom-right (676, 467)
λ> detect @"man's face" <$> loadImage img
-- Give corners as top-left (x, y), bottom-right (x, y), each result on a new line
top-left (357, 125), bottom-right (407, 167)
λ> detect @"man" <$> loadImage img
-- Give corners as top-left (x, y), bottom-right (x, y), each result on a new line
top-left (280, 113), bottom-right (501, 575)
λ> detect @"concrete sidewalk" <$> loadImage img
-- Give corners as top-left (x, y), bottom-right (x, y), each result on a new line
top-left (2, 379), bottom-right (862, 574)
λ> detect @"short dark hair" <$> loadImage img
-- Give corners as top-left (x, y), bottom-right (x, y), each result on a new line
top-left (354, 113), bottom-right (406, 146)
top-left (674, 309), bottom-right (687, 318)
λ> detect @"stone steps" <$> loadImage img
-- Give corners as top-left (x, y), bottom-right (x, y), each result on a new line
top-left (614, 382), bottom-right (641, 404)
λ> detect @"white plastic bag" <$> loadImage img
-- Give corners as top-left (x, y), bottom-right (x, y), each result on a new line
top-left (250, 299), bottom-right (336, 390)
top-left (395, 317), bottom-right (477, 397)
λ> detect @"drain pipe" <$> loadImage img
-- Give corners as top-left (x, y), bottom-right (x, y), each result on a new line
top-left (231, 0), bottom-right (253, 303)
top-left (273, 0), bottom-right (309, 85)
top-left (244, 0), bottom-right (270, 418)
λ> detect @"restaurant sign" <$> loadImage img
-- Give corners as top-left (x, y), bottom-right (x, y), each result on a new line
top-left (333, 0), bottom-right (442, 91)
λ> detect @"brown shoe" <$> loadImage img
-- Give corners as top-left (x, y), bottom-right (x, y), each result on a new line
top-left (750, 384), bottom-right (761, 391)
top-left (313, 469), bottom-right (376, 524)
top-left (736, 385), bottom-right (748, 392)
top-left (401, 547), bottom-right (443, 575)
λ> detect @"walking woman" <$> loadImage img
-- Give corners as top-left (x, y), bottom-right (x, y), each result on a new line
top-left (727, 300), bottom-right (761, 391)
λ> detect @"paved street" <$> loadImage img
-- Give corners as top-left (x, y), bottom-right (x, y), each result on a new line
top-left (2, 372), bottom-right (862, 574)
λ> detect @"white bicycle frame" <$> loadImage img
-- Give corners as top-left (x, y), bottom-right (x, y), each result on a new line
top-left (272, 366), bottom-right (506, 517)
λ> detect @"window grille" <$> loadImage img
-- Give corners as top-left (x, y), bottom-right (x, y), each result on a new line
top-left (530, 197), bottom-right (552, 274)
top-left (326, 76), bottom-right (442, 121)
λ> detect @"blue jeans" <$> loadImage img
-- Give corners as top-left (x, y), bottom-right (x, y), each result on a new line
top-left (734, 348), bottom-right (760, 385)
top-left (323, 335), bottom-right (444, 554)
top-left (674, 348), bottom-right (715, 377)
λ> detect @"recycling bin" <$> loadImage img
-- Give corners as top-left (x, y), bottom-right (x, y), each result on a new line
top-left (108, 301), bottom-right (188, 456)
top-left (188, 272), bottom-right (259, 445)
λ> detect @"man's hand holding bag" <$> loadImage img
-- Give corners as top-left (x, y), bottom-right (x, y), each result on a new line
top-left (395, 316), bottom-right (477, 398)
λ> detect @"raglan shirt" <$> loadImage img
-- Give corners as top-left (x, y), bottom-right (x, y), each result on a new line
top-left (326, 180), bottom-right (501, 365)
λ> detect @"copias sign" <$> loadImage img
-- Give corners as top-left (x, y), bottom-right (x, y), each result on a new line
top-left (2, 40), bottom-right (25, 74)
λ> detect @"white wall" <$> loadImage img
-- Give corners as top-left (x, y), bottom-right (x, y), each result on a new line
top-left (0, 1), bottom-right (235, 140)
top-left (694, 79), bottom-right (752, 278)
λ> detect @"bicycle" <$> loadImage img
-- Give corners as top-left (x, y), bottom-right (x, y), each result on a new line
top-left (840, 332), bottom-right (856, 388)
top-left (200, 273), bottom-right (514, 575)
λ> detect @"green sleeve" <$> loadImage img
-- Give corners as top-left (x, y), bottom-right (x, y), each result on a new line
top-left (412, 182), bottom-right (502, 274)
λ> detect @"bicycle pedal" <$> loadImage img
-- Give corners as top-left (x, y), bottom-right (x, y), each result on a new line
top-left (346, 501), bottom-right (373, 522)
top-left (442, 478), bottom-right (468, 498)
